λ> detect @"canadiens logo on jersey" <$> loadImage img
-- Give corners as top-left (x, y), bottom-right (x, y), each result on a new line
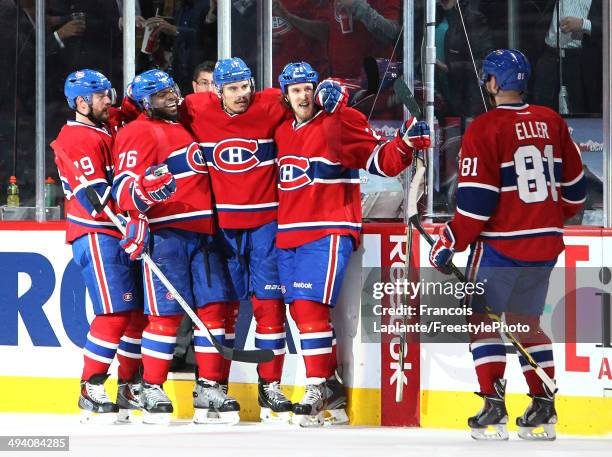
top-left (185, 142), bottom-right (207, 173)
top-left (278, 155), bottom-right (312, 191)
top-left (272, 16), bottom-right (292, 37)
top-left (212, 138), bottom-right (261, 173)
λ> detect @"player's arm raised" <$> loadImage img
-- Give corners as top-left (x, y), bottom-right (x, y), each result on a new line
top-left (111, 132), bottom-right (176, 213)
top-left (558, 119), bottom-right (587, 220)
top-left (56, 139), bottom-right (114, 219)
top-left (325, 107), bottom-right (430, 176)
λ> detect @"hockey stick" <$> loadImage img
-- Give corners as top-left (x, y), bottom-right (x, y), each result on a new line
top-left (393, 78), bottom-right (424, 402)
top-left (51, 140), bottom-right (274, 364)
top-left (407, 166), bottom-right (558, 394)
top-left (392, 78), bottom-right (423, 120)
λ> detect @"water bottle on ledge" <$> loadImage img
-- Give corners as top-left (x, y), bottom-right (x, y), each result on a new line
top-left (45, 177), bottom-right (56, 207)
top-left (7, 176), bottom-right (19, 207)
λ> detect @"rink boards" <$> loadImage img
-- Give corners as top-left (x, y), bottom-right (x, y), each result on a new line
top-left (0, 222), bottom-right (611, 435)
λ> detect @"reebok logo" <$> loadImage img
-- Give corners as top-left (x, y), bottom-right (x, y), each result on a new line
top-left (293, 282), bottom-right (313, 289)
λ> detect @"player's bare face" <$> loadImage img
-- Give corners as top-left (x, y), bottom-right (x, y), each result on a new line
top-left (286, 83), bottom-right (315, 123)
top-left (221, 80), bottom-right (253, 114)
top-left (89, 91), bottom-right (112, 123)
top-left (150, 87), bottom-right (180, 120)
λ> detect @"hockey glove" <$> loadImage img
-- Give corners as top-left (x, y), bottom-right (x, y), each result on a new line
top-left (429, 224), bottom-right (456, 275)
top-left (315, 79), bottom-right (348, 114)
top-left (118, 212), bottom-right (150, 260)
top-left (400, 117), bottom-right (431, 150)
top-left (131, 164), bottom-right (176, 211)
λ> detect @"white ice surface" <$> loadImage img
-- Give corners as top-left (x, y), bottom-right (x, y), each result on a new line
top-left (0, 414), bottom-right (610, 457)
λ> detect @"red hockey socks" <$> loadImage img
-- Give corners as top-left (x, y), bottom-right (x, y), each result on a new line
top-left (506, 313), bottom-right (555, 396)
top-left (469, 313), bottom-right (506, 395)
top-left (194, 302), bottom-right (227, 382)
top-left (290, 299), bottom-right (334, 380)
top-left (117, 310), bottom-right (148, 382)
top-left (253, 297), bottom-right (286, 382)
top-left (141, 314), bottom-right (182, 385)
top-left (82, 312), bottom-right (131, 381)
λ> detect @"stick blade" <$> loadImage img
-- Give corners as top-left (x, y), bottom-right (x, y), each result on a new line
top-left (393, 78), bottom-right (423, 119)
top-left (363, 56), bottom-right (380, 94)
top-left (407, 165), bottom-right (426, 220)
top-left (221, 346), bottom-right (275, 364)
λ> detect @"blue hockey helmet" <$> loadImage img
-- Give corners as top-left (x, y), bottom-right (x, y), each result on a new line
top-left (213, 57), bottom-right (252, 89)
top-left (480, 49), bottom-right (531, 92)
top-left (131, 69), bottom-right (179, 110)
top-left (278, 62), bottom-right (319, 94)
top-left (64, 69), bottom-right (116, 109)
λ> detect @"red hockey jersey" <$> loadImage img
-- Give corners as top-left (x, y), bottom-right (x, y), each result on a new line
top-left (448, 103), bottom-right (586, 261)
top-left (274, 107), bottom-right (412, 249)
top-left (180, 89), bottom-right (288, 229)
top-left (112, 113), bottom-right (215, 234)
top-left (54, 121), bottom-right (121, 243)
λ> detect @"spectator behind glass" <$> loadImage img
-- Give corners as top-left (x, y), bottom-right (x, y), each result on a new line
top-left (325, 0), bottom-right (401, 79)
top-left (532, 0), bottom-right (602, 115)
top-left (271, 0), bottom-right (330, 85)
top-left (48, 1), bottom-right (124, 92)
top-left (144, 0), bottom-right (217, 94)
top-left (192, 60), bottom-right (215, 93)
top-left (436, 0), bottom-right (493, 124)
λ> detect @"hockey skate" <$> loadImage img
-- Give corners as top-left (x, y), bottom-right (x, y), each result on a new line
top-left (292, 382), bottom-right (327, 427)
top-left (78, 373), bottom-right (119, 424)
top-left (468, 379), bottom-right (509, 440)
top-left (258, 379), bottom-right (293, 423)
top-left (193, 378), bottom-right (241, 425)
top-left (140, 382), bottom-right (173, 425)
top-left (116, 376), bottom-right (142, 423)
top-left (516, 388), bottom-right (557, 441)
top-left (323, 375), bottom-right (349, 425)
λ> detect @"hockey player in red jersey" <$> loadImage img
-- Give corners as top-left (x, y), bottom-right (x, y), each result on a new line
top-left (54, 70), bottom-right (148, 424)
top-left (274, 62), bottom-right (430, 426)
top-left (429, 49), bottom-right (586, 440)
top-left (112, 70), bottom-right (239, 425)
top-left (180, 57), bottom-right (295, 422)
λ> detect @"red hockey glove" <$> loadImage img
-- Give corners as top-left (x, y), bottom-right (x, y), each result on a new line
top-left (400, 117), bottom-right (431, 150)
top-left (315, 79), bottom-right (348, 114)
top-left (429, 224), bottom-right (456, 275)
top-left (131, 164), bottom-right (176, 211)
top-left (118, 212), bottom-right (150, 260)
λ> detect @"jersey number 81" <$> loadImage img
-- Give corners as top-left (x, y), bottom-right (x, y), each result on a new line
top-left (514, 145), bottom-right (558, 204)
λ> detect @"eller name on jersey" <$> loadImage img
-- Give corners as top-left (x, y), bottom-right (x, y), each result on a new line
top-left (449, 103), bottom-right (586, 261)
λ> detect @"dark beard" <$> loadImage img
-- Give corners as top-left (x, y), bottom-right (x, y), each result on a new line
top-left (149, 107), bottom-right (178, 122)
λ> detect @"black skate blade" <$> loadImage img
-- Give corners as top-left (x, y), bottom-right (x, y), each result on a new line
top-left (518, 424), bottom-right (556, 441)
top-left (470, 423), bottom-right (509, 441)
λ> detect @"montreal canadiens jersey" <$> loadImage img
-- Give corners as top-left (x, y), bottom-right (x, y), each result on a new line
top-left (54, 121), bottom-right (121, 243)
top-left (274, 107), bottom-right (412, 249)
top-left (112, 113), bottom-right (214, 234)
top-left (180, 89), bottom-right (289, 229)
top-left (449, 103), bottom-right (586, 261)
